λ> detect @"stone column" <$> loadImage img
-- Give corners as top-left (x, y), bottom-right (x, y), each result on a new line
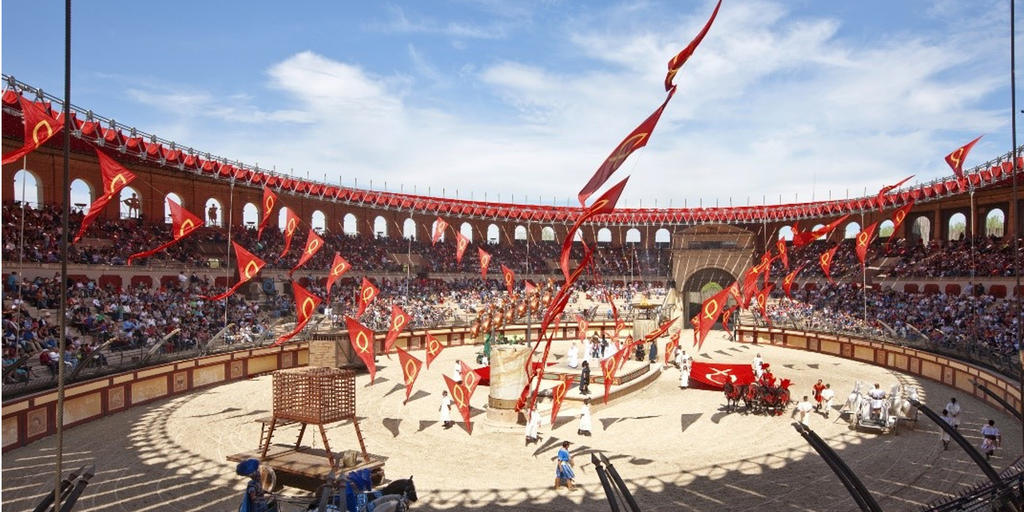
top-left (486, 345), bottom-right (531, 425)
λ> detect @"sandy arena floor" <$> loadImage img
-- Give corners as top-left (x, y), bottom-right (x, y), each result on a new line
top-left (2, 330), bottom-right (1021, 511)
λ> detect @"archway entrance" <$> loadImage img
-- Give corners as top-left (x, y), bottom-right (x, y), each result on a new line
top-left (682, 267), bottom-right (737, 325)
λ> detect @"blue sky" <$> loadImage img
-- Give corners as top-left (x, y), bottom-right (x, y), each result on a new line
top-left (3, 0), bottom-right (1020, 207)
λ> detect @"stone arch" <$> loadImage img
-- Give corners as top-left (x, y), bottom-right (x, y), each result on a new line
top-left (777, 225), bottom-right (794, 241)
top-left (811, 223), bottom-right (826, 241)
top-left (514, 225), bottom-right (527, 241)
top-left (986, 208), bottom-right (1005, 237)
top-left (597, 228), bottom-right (612, 243)
top-left (311, 210), bottom-right (327, 233)
top-left (164, 192), bottom-right (183, 223)
top-left (374, 215), bottom-right (388, 238)
top-left (460, 222), bottom-right (474, 241)
top-left (625, 228), bottom-right (641, 244)
top-left (242, 202), bottom-right (259, 229)
top-left (205, 198), bottom-right (223, 227)
top-left (655, 228), bottom-right (671, 244)
top-left (911, 215), bottom-right (930, 244)
top-left (13, 169), bottom-right (40, 207)
top-left (70, 178), bottom-right (93, 213)
top-left (878, 220), bottom-right (895, 239)
top-left (541, 226), bottom-right (555, 241)
top-left (403, 218), bottom-right (417, 240)
top-left (278, 207), bottom-right (290, 231)
top-left (844, 221), bottom-right (861, 239)
top-left (947, 212), bottom-right (967, 241)
top-left (343, 213), bottom-right (358, 235)
top-left (120, 186), bottom-right (141, 219)
top-left (682, 267), bottom-right (737, 322)
top-left (432, 219), bottom-right (447, 243)
top-left (487, 224), bottom-right (500, 244)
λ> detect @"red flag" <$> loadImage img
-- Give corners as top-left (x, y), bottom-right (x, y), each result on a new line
top-left (524, 280), bottom-right (536, 295)
top-left (501, 264), bottom-right (516, 294)
top-left (606, 291), bottom-right (620, 323)
top-left (642, 316), bottom-right (678, 343)
top-left (383, 304), bottom-right (411, 355)
top-left (203, 242), bottom-right (266, 301)
top-left (855, 221), bottom-right (879, 266)
top-left (478, 247), bottom-right (491, 279)
top-left (549, 376), bottom-right (575, 425)
top-left (3, 95), bottom-right (63, 165)
top-left (945, 135), bottom-right (983, 179)
top-left (425, 333), bottom-right (445, 369)
top-left (887, 201), bottom-right (915, 248)
top-left (127, 198), bottom-right (204, 264)
top-left (563, 177), bottom-right (628, 279)
top-left (345, 316), bottom-right (377, 383)
top-left (755, 284), bottom-right (775, 322)
top-left (776, 238), bottom-right (789, 270)
top-left (257, 186), bottom-right (278, 241)
top-left (432, 217), bottom-right (448, 246)
top-left (793, 214), bottom-right (851, 248)
top-left (876, 175), bottom-right (913, 209)
top-left (74, 148), bottom-right (137, 243)
top-left (455, 231), bottom-right (470, 264)
top-left (275, 282), bottom-right (322, 345)
top-left (696, 287), bottom-right (729, 350)
top-left (443, 375), bottom-right (473, 433)
top-left (726, 281), bottom-right (742, 306)
top-left (721, 306), bottom-right (738, 332)
top-left (782, 264), bottom-right (806, 299)
top-left (279, 207), bottom-right (300, 258)
top-left (357, 277), bottom-right (379, 317)
top-left (664, 331), bottom-right (680, 366)
top-left (577, 86), bottom-right (674, 206)
top-left (460, 361), bottom-right (481, 398)
top-left (664, 0), bottom-right (722, 91)
top-left (395, 346), bottom-right (422, 403)
top-left (761, 252), bottom-right (775, 289)
top-left (612, 318), bottom-right (626, 343)
top-left (576, 315), bottom-right (589, 340)
top-left (600, 346), bottom-right (627, 403)
top-left (819, 244), bottom-right (840, 285)
top-left (325, 252), bottom-right (351, 299)
top-left (290, 227), bottom-right (324, 276)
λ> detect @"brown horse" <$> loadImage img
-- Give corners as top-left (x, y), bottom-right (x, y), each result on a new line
top-left (723, 380), bottom-right (748, 413)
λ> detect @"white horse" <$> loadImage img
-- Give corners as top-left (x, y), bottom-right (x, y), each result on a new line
top-left (841, 381), bottom-right (862, 417)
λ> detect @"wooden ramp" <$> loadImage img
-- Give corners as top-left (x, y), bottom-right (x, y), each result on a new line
top-left (227, 445), bottom-right (386, 491)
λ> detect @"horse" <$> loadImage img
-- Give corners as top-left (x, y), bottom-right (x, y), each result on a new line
top-left (723, 380), bottom-right (746, 413)
top-left (362, 477), bottom-right (417, 512)
top-left (841, 381), bottom-right (862, 418)
top-left (745, 383), bottom-right (763, 415)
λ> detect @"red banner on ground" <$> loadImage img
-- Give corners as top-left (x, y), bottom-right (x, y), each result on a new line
top-left (689, 361), bottom-right (755, 389)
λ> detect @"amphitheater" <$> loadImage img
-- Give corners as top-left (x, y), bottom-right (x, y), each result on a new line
top-left (3, 9), bottom-right (1024, 511)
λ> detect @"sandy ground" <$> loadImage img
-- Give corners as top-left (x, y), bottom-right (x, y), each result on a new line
top-left (2, 330), bottom-right (1021, 511)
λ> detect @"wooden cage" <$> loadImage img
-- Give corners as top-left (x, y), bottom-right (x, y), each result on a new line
top-left (272, 367), bottom-right (355, 424)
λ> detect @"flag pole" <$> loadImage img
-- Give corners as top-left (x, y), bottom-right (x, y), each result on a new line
top-left (18, 156), bottom-right (27, 304)
top-left (861, 209), bottom-right (868, 323)
top-left (1009, 0), bottom-right (1023, 453)
top-left (225, 177), bottom-right (234, 333)
top-left (525, 219), bottom-right (532, 345)
top-left (53, 1), bottom-right (72, 509)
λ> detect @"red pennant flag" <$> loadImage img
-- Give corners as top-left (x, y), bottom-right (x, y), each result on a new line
top-left (345, 316), bottom-right (377, 383)
top-left (275, 282), bottom-right (322, 345)
top-left (74, 148), bottom-right (137, 243)
top-left (855, 221), bottom-right (879, 266)
top-left (460, 361), bottom-right (481, 397)
top-left (782, 264), bottom-right (806, 299)
top-left (562, 177), bottom-right (628, 279)
top-left (721, 306), bottom-right (738, 332)
top-left (500, 264), bottom-right (516, 294)
top-left (793, 214), bottom-right (851, 248)
top-left (549, 376), bottom-right (575, 425)
top-left (726, 281), bottom-right (742, 306)
top-left (755, 284), bottom-right (775, 322)
top-left (776, 238), bottom-right (788, 270)
top-left (290, 227), bottom-right (324, 276)
top-left (395, 346), bottom-right (422, 403)
top-left (606, 291), bottom-right (620, 323)
top-left (127, 198), bottom-right (205, 264)
top-left (431, 217), bottom-right (448, 246)
top-left (257, 186), bottom-right (278, 241)
top-left (383, 304), bottom-right (411, 355)
top-left (696, 287), bottom-right (729, 350)
top-left (425, 333), bottom-right (445, 369)
top-left (524, 280), bottom-right (536, 295)
top-left (455, 231), bottom-right (470, 264)
top-left (279, 207), bottom-right (300, 258)
top-left (876, 175), bottom-right (914, 209)
top-left (576, 315), bottom-right (589, 340)
top-left (887, 201), bottom-right (915, 248)
top-left (600, 346), bottom-right (627, 404)
top-left (577, 85), bottom-right (674, 206)
top-left (945, 135), bottom-right (983, 179)
top-left (664, 0), bottom-right (722, 91)
top-left (2, 95), bottom-right (63, 165)
top-left (664, 331), bottom-right (680, 366)
top-left (819, 244), bottom-right (840, 285)
top-left (325, 252), bottom-right (351, 299)
top-left (203, 242), bottom-right (266, 301)
top-left (357, 277), bottom-right (379, 317)
top-left (761, 252), bottom-right (775, 289)
top-left (478, 247), bottom-right (491, 280)
top-left (443, 375), bottom-right (473, 433)
top-left (642, 316), bottom-right (678, 343)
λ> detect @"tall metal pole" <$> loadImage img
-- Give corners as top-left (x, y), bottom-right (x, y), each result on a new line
top-left (53, 1), bottom-right (72, 509)
top-left (861, 210), bottom-right (868, 322)
top-left (1010, 0), bottom-right (1023, 454)
top-left (224, 179), bottom-right (234, 330)
top-left (18, 156), bottom-right (27, 303)
top-left (526, 219), bottom-right (532, 344)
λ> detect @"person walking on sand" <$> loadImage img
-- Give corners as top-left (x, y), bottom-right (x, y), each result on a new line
top-left (554, 441), bottom-right (576, 490)
top-left (439, 390), bottom-right (453, 429)
top-left (578, 399), bottom-right (592, 436)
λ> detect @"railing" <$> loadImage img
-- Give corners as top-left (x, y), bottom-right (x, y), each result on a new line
top-left (924, 458), bottom-right (1024, 511)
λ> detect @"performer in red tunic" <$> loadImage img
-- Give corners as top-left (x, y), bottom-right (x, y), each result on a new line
top-left (812, 379), bottom-right (826, 411)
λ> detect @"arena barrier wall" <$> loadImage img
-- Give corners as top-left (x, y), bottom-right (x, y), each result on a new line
top-left (1, 321), bottom-right (622, 452)
top-left (735, 327), bottom-right (1021, 415)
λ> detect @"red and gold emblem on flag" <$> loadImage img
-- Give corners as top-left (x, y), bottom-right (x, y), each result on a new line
top-left (383, 304), bottom-right (411, 355)
top-left (782, 264), bottom-right (806, 299)
top-left (876, 175), bottom-right (913, 209)
top-left (562, 178), bottom-right (628, 279)
top-left (696, 288), bottom-right (729, 350)
top-left (721, 306), bottom-right (738, 332)
top-left (275, 282), bottom-right (322, 345)
top-left (290, 227), bottom-right (324, 276)
top-left (425, 333), bottom-right (444, 369)
top-left (576, 315), bottom-right (589, 340)
top-left (887, 201), bottom-right (915, 248)
top-left (478, 247), bottom-right (491, 280)
top-left (945, 135), bottom-right (983, 179)
top-left (600, 348), bottom-right (624, 404)
top-left (204, 242), bottom-right (266, 301)
top-left (460, 361), bottom-right (481, 398)
top-left (549, 376), bottom-right (575, 425)
top-left (257, 186), bottom-right (278, 241)
top-left (325, 252), bottom-right (351, 298)
top-left (776, 237), bottom-right (789, 270)
top-left (856, 221), bottom-right (879, 266)
top-left (755, 284), bottom-right (774, 322)
top-left (345, 316), bottom-right (377, 383)
top-left (443, 375), bottom-right (473, 433)
top-left (455, 231), bottom-right (470, 264)
top-left (395, 346), bottom-right (422, 404)
top-left (663, 0), bottom-right (722, 91)
top-left (501, 264), bottom-right (516, 294)
top-left (431, 217), bottom-right (448, 246)
top-left (279, 207), bottom-right (301, 258)
top-left (3, 95), bottom-right (64, 165)
top-left (127, 198), bottom-right (205, 264)
top-left (819, 244), bottom-right (841, 285)
top-left (664, 330), bottom-right (680, 366)
top-left (74, 148), bottom-right (137, 243)
top-left (357, 277), bottom-right (379, 317)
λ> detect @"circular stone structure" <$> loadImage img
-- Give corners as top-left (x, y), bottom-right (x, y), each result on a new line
top-left (486, 344), bottom-right (532, 426)
top-left (2, 330), bottom-right (1020, 511)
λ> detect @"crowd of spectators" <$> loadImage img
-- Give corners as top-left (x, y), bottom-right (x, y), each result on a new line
top-left (884, 236), bottom-right (1023, 278)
